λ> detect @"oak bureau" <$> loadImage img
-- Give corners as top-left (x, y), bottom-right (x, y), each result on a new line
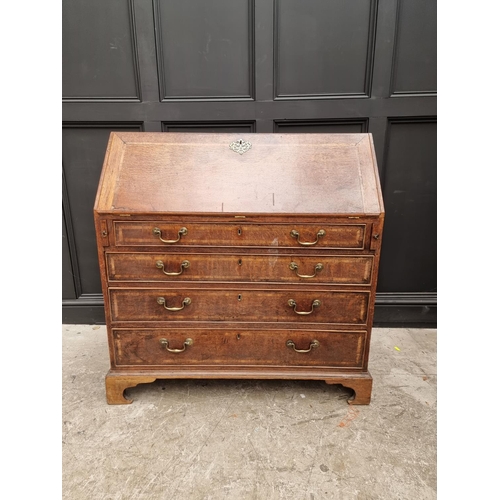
top-left (94, 132), bottom-right (384, 405)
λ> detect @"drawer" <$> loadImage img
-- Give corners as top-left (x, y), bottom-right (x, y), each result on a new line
top-left (106, 252), bottom-right (373, 284)
top-left (109, 288), bottom-right (370, 324)
top-left (112, 328), bottom-right (367, 368)
top-left (113, 221), bottom-right (366, 249)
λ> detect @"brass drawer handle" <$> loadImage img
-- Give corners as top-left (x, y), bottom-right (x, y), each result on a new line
top-left (152, 227), bottom-right (187, 244)
top-left (290, 229), bottom-right (325, 246)
top-left (288, 299), bottom-right (321, 315)
top-left (160, 337), bottom-right (193, 353)
top-left (286, 339), bottom-right (320, 353)
top-left (156, 259), bottom-right (190, 276)
top-left (289, 262), bottom-right (323, 278)
top-left (157, 296), bottom-right (191, 311)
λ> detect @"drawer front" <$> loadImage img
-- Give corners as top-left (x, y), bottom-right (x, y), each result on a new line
top-left (109, 288), bottom-right (369, 324)
top-left (106, 252), bottom-right (373, 284)
top-left (112, 328), bottom-right (367, 368)
top-left (113, 221), bottom-right (366, 249)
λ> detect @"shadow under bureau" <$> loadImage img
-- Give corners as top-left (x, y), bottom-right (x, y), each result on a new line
top-left (94, 132), bottom-right (384, 404)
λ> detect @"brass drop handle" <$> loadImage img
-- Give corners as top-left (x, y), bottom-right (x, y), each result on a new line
top-left (156, 259), bottom-right (190, 276)
top-left (286, 339), bottom-right (320, 353)
top-left (289, 262), bottom-right (323, 278)
top-left (159, 338), bottom-right (193, 353)
top-left (153, 227), bottom-right (187, 244)
top-left (157, 296), bottom-right (191, 311)
top-left (290, 229), bottom-right (325, 246)
top-left (288, 299), bottom-right (321, 315)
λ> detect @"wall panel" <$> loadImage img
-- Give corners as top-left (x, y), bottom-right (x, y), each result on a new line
top-left (162, 122), bottom-right (256, 133)
top-left (378, 118), bottom-right (437, 292)
top-left (62, 0), bottom-right (140, 101)
top-left (275, 119), bottom-right (368, 133)
top-left (62, 212), bottom-right (76, 300)
top-left (155, 0), bottom-right (254, 100)
top-left (275, 0), bottom-right (377, 98)
top-left (391, 0), bottom-right (437, 95)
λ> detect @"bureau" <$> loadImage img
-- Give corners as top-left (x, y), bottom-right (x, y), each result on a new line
top-left (94, 132), bottom-right (384, 405)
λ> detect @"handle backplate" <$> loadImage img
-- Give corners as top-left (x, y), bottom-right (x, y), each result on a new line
top-left (157, 296), bottom-right (191, 311)
top-left (290, 229), bottom-right (325, 246)
top-left (286, 339), bottom-right (320, 353)
top-left (288, 299), bottom-right (321, 315)
top-left (159, 337), bottom-right (193, 353)
top-left (289, 262), bottom-right (323, 278)
top-left (153, 227), bottom-right (187, 244)
top-left (156, 259), bottom-right (190, 276)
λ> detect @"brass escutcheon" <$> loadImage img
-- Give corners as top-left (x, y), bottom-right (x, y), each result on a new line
top-left (229, 139), bottom-right (252, 155)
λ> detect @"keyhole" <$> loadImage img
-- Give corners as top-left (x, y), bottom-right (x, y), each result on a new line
top-left (238, 228), bottom-right (242, 236)
top-left (238, 294), bottom-right (242, 301)
top-left (238, 259), bottom-right (242, 266)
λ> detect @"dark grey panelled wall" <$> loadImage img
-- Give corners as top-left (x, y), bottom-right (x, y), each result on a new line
top-left (62, 0), bottom-right (437, 326)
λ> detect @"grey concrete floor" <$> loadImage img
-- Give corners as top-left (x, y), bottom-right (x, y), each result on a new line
top-left (62, 325), bottom-right (436, 500)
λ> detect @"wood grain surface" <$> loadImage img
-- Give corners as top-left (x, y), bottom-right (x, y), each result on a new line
top-left (106, 252), bottom-right (373, 284)
top-left (95, 132), bottom-right (384, 215)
